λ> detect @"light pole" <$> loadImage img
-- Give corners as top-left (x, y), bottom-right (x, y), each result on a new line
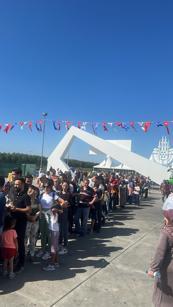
top-left (40, 112), bottom-right (48, 172)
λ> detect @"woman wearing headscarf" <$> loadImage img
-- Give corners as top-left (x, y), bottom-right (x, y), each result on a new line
top-left (148, 192), bottom-right (173, 306)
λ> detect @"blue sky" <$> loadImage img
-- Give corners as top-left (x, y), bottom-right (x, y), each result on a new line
top-left (0, 0), bottom-right (173, 163)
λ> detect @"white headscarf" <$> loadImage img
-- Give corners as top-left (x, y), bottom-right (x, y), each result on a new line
top-left (162, 193), bottom-right (173, 220)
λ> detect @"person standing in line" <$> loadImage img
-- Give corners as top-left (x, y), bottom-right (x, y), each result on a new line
top-left (25, 175), bottom-right (33, 186)
top-left (5, 168), bottom-right (22, 195)
top-left (119, 181), bottom-right (127, 208)
top-left (0, 176), bottom-right (6, 233)
top-left (127, 180), bottom-right (134, 205)
top-left (8, 178), bottom-right (31, 273)
top-left (148, 192), bottom-right (173, 307)
top-left (25, 185), bottom-right (40, 261)
top-left (43, 206), bottom-right (62, 271)
top-left (1, 216), bottom-right (18, 279)
top-left (58, 181), bottom-right (71, 255)
top-left (37, 179), bottom-right (65, 260)
top-left (75, 179), bottom-right (95, 236)
top-left (133, 183), bottom-right (140, 206)
top-left (90, 185), bottom-right (102, 233)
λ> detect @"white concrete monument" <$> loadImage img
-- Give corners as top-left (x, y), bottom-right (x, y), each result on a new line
top-left (47, 126), bottom-right (169, 184)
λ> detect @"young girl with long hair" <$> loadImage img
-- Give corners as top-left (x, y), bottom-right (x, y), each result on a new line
top-left (1, 215), bottom-right (18, 279)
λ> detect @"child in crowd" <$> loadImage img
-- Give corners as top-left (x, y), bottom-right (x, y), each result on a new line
top-left (0, 215), bottom-right (18, 279)
top-left (43, 206), bottom-right (63, 271)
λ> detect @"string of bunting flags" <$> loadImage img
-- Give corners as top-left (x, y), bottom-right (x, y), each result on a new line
top-left (0, 120), bottom-right (172, 135)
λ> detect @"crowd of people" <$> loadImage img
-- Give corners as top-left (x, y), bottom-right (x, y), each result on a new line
top-left (0, 167), bottom-right (151, 279)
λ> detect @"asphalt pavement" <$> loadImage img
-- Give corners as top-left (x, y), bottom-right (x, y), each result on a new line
top-left (0, 190), bottom-right (163, 307)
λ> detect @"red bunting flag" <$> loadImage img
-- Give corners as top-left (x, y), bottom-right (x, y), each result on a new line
top-left (138, 121), bottom-right (151, 132)
top-left (143, 121), bottom-right (151, 132)
top-left (163, 121), bottom-right (170, 134)
top-left (28, 121), bottom-right (33, 131)
top-left (19, 121), bottom-right (25, 129)
top-left (4, 123), bottom-right (13, 133)
top-left (102, 122), bottom-right (108, 131)
top-left (65, 121), bottom-right (72, 130)
top-left (115, 121), bottom-right (123, 128)
top-left (77, 121), bottom-right (82, 129)
top-left (130, 121), bottom-right (136, 130)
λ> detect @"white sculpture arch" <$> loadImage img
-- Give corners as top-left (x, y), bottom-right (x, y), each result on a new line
top-left (47, 126), bottom-right (169, 185)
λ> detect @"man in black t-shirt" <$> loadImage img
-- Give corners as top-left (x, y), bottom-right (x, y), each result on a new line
top-left (9, 178), bottom-right (31, 272)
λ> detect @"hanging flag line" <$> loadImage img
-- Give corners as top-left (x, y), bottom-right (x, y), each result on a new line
top-left (0, 119), bottom-right (172, 135)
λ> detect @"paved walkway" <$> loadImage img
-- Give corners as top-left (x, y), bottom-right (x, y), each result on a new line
top-left (0, 190), bottom-right (163, 307)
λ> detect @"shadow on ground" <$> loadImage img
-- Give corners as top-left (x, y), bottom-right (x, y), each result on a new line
top-left (0, 200), bottom-right (150, 295)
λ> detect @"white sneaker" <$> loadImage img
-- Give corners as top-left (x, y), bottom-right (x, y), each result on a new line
top-left (36, 250), bottom-right (44, 258)
top-left (9, 272), bottom-right (16, 280)
top-left (42, 252), bottom-right (51, 260)
top-left (59, 248), bottom-right (68, 255)
top-left (43, 264), bottom-right (55, 271)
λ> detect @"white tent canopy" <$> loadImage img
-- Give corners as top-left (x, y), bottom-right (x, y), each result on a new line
top-left (93, 156), bottom-right (131, 170)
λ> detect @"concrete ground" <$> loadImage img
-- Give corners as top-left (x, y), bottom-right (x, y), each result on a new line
top-left (0, 190), bottom-right (163, 307)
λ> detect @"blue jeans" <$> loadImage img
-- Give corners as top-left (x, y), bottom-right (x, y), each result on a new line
top-left (133, 194), bottom-right (140, 205)
top-left (75, 207), bottom-right (90, 235)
